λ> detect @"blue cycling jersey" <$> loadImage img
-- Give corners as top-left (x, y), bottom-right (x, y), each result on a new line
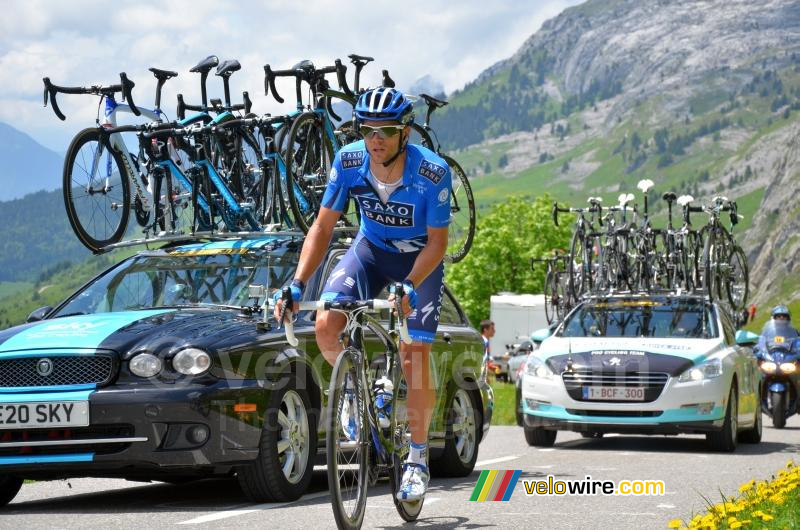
top-left (321, 141), bottom-right (451, 253)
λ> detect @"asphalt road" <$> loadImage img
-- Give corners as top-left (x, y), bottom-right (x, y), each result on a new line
top-left (4, 417), bottom-right (800, 529)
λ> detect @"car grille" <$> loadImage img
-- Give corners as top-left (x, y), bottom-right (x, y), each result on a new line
top-left (562, 370), bottom-right (669, 403)
top-left (0, 355), bottom-right (116, 389)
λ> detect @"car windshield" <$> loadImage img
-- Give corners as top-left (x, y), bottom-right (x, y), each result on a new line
top-left (559, 299), bottom-right (716, 338)
top-left (52, 240), bottom-right (300, 316)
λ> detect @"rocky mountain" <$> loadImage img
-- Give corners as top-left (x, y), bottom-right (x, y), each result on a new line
top-left (0, 122), bottom-right (63, 200)
top-left (435, 0), bottom-right (800, 313)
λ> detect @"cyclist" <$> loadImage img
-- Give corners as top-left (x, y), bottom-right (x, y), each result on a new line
top-left (754, 305), bottom-right (799, 360)
top-left (274, 87), bottom-right (451, 503)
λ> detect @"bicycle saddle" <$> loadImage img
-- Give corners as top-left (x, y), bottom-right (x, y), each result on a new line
top-left (676, 195), bottom-right (694, 206)
top-left (662, 192), bottom-right (677, 202)
top-left (216, 60), bottom-right (241, 77)
top-left (149, 67), bottom-right (178, 80)
top-left (637, 178), bottom-right (654, 193)
top-left (348, 53), bottom-right (374, 64)
top-left (419, 93), bottom-right (448, 108)
top-left (190, 55), bottom-right (219, 74)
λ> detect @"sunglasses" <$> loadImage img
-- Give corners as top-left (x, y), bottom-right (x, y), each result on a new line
top-left (359, 124), bottom-right (405, 139)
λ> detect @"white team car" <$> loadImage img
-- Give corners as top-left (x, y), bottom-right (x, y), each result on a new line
top-left (520, 294), bottom-right (762, 452)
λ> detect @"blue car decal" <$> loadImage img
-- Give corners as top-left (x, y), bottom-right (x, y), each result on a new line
top-left (0, 453), bottom-right (94, 465)
top-left (0, 310), bottom-right (173, 354)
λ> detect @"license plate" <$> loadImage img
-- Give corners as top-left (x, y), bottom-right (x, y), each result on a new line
top-left (0, 401), bottom-right (89, 429)
top-left (582, 386), bottom-right (645, 401)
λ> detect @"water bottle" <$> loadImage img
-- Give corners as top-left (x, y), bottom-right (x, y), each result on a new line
top-left (374, 376), bottom-right (394, 429)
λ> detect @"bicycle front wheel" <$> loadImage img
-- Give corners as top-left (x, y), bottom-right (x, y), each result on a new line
top-left (388, 367), bottom-right (424, 522)
top-left (63, 127), bottom-right (131, 252)
top-left (543, 270), bottom-right (556, 324)
top-left (442, 155), bottom-right (475, 263)
top-left (327, 348), bottom-right (369, 530)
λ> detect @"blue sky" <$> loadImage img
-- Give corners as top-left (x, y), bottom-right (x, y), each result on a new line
top-left (0, 0), bottom-right (582, 152)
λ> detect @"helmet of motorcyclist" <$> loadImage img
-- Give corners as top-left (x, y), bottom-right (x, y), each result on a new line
top-left (771, 305), bottom-right (791, 321)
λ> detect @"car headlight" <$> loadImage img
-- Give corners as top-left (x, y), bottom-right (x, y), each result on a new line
top-left (524, 355), bottom-right (554, 379)
top-left (172, 348), bottom-right (212, 375)
top-left (678, 358), bottom-right (722, 382)
top-left (130, 353), bottom-right (163, 377)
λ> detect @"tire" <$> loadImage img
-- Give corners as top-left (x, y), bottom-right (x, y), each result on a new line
top-left (0, 476), bottom-right (22, 507)
top-left (555, 272), bottom-right (569, 321)
top-left (739, 387), bottom-right (762, 444)
top-left (409, 123), bottom-right (435, 150)
top-left (568, 230), bottom-right (588, 300)
top-left (515, 385), bottom-right (523, 427)
top-left (284, 112), bottom-right (334, 233)
top-left (524, 426), bottom-right (557, 447)
top-left (388, 365), bottom-right (424, 522)
top-left (237, 373), bottom-right (317, 502)
top-left (706, 385), bottom-right (738, 452)
top-left (430, 387), bottom-right (480, 478)
top-left (771, 390), bottom-right (787, 429)
top-left (63, 127), bottom-right (131, 251)
top-left (442, 155), bottom-right (475, 264)
top-left (327, 349), bottom-right (368, 530)
top-left (725, 244), bottom-right (750, 312)
top-left (543, 271), bottom-right (555, 325)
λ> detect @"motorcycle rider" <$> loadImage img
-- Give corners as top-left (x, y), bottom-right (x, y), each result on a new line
top-left (754, 305), bottom-right (799, 360)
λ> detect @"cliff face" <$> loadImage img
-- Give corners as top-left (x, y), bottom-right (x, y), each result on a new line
top-left (445, 0), bottom-right (800, 308)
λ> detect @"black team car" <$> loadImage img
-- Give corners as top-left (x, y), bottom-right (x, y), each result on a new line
top-left (0, 235), bottom-right (492, 506)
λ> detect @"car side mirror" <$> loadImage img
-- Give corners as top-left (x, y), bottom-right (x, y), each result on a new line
top-left (26, 306), bottom-right (53, 323)
top-left (735, 330), bottom-right (759, 346)
top-left (531, 328), bottom-right (552, 343)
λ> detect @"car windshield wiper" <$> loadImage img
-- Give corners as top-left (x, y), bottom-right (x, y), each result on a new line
top-left (167, 303), bottom-right (249, 312)
top-left (52, 311), bottom-right (88, 318)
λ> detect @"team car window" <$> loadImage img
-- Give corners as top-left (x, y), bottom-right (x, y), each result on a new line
top-left (439, 290), bottom-right (462, 325)
top-left (559, 300), bottom-right (717, 338)
top-left (52, 242), bottom-right (300, 316)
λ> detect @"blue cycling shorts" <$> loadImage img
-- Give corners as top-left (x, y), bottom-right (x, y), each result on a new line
top-left (321, 235), bottom-right (444, 343)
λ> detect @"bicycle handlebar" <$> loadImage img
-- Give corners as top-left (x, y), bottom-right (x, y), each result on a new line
top-left (274, 286), bottom-right (411, 347)
top-left (551, 202), bottom-right (603, 228)
top-left (118, 72), bottom-right (141, 116)
top-left (43, 75), bottom-right (129, 121)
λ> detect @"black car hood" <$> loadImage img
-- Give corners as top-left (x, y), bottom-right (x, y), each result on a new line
top-left (0, 308), bottom-right (272, 358)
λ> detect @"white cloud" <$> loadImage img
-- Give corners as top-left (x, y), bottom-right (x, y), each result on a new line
top-left (0, 0), bottom-right (582, 151)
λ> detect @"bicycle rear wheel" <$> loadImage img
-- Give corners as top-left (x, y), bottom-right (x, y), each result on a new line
top-left (725, 242), bottom-right (749, 311)
top-left (327, 348), bottom-right (369, 530)
top-left (442, 155), bottom-right (475, 263)
top-left (284, 112), bottom-right (334, 233)
top-left (63, 127), bottom-right (130, 252)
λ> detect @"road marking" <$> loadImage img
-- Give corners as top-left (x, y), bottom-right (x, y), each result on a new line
top-left (177, 490), bottom-right (329, 524)
top-left (537, 448), bottom-right (555, 452)
top-left (529, 465), bottom-right (553, 469)
top-left (657, 504), bottom-right (676, 509)
top-left (475, 455), bottom-right (520, 467)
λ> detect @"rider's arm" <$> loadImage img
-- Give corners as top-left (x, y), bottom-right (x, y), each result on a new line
top-left (293, 206), bottom-right (341, 284)
top-left (404, 226), bottom-right (448, 288)
top-left (292, 152), bottom-right (352, 285)
top-left (403, 162), bottom-right (451, 287)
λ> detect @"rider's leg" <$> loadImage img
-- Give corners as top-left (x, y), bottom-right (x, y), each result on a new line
top-left (315, 310), bottom-right (347, 366)
top-left (400, 341), bottom-right (435, 446)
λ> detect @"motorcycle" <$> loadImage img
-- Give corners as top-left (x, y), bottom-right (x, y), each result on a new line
top-left (755, 320), bottom-right (800, 428)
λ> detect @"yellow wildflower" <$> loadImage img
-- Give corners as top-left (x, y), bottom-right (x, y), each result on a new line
top-left (667, 519), bottom-right (683, 529)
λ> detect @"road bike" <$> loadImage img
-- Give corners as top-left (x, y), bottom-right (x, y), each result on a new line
top-left (274, 284), bottom-right (421, 529)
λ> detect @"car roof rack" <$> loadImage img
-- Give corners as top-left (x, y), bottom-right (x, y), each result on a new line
top-left (96, 225), bottom-right (359, 254)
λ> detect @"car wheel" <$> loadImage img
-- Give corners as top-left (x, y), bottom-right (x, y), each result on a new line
top-left (706, 385), bottom-right (738, 452)
top-left (515, 386), bottom-right (523, 427)
top-left (739, 387), bottom-right (762, 444)
top-left (430, 387), bottom-right (479, 477)
top-left (524, 425), bottom-right (557, 447)
top-left (237, 375), bottom-right (317, 501)
top-left (0, 476), bottom-right (22, 507)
